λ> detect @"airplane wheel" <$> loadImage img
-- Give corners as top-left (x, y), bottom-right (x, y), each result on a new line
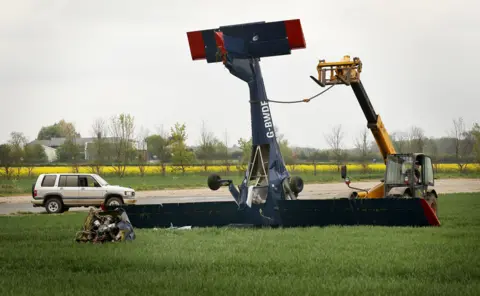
top-left (289, 176), bottom-right (304, 194)
top-left (207, 174), bottom-right (222, 191)
top-left (282, 179), bottom-right (297, 200)
top-left (425, 193), bottom-right (438, 215)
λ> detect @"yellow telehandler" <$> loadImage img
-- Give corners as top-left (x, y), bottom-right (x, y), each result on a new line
top-left (310, 55), bottom-right (438, 216)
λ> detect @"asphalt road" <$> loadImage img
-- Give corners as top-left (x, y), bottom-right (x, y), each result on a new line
top-left (1, 178), bottom-right (479, 215)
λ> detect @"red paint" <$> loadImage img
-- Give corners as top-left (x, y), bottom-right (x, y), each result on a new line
top-left (284, 19), bottom-right (306, 49)
top-left (187, 19), bottom-right (306, 60)
top-left (186, 30), bottom-right (206, 60)
top-left (214, 31), bottom-right (225, 52)
top-left (214, 31), bottom-right (227, 62)
top-left (420, 199), bottom-right (440, 226)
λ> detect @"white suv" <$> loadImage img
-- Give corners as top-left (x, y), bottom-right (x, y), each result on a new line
top-left (31, 173), bottom-right (137, 214)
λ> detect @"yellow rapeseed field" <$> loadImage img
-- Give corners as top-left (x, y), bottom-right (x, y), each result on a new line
top-left (0, 163), bottom-right (478, 177)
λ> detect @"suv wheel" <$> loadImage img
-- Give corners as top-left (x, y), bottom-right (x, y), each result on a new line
top-left (45, 198), bottom-right (64, 214)
top-left (105, 197), bottom-right (123, 207)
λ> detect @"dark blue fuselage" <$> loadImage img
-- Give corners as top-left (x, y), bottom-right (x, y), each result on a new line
top-left (222, 55), bottom-right (290, 221)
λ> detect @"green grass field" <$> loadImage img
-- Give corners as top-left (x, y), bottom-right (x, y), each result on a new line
top-left (1, 171), bottom-right (479, 197)
top-left (0, 192), bottom-right (479, 295)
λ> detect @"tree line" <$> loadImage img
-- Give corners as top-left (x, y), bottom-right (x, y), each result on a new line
top-left (0, 114), bottom-right (479, 178)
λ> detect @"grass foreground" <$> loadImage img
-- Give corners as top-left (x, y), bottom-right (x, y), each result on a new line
top-left (0, 193), bottom-right (479, 295)
top-left (1, 171), bottom-right (479, 197)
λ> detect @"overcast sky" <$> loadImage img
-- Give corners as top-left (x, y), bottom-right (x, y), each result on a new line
top-left (0, 0), bottom-right (478, 149)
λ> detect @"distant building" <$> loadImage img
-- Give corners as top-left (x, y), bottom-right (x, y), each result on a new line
top-left (29, 137), bottom-right (240, 163)
top-left (29, 137), bottom-right (67, 149)
top-left (41, 145), bottom-right (58, 162)
top-left (29, 137), bottom-right (145, 162)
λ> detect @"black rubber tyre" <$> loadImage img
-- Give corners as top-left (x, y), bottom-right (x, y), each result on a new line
top-left (401, 189), bottom-right (413, 199)
top-left (207, 174), bottom-right (222, 191)
top-left (45, 197), bottom-right (64, 214)
top-left (349, 191), bottom-right (359, 199)
top-left (31, 183), bottom-right (35, 197)
top-left (425, 193), bottom-right (438, 215)
top-left (282, 178), bottom-right (297, 200)
top-left (105, 197), bottom-right (123, 207)
top-left (289, 176), bottom-right (304, 194)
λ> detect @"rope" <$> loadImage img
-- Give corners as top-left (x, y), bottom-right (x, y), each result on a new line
top-left (214, 43), bottom-right (336, 104)
top-left (250, 84), bottom-right (335, 104)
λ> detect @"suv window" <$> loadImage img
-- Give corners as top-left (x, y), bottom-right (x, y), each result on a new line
top-left (59, 175), bottom-right (79, 187)
top-left (78, 175), bottom-right (101, 187)
top-left (41, 175), bottom-right (57, 187)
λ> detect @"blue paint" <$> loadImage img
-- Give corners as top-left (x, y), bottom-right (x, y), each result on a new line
top-left (199, 20), bottom-right (293, 63)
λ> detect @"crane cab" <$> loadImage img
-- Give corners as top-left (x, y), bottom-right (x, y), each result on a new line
top-left (384, 153), bottom-right (436, 197)
top-left (340, 153), bottom-right (438, 214)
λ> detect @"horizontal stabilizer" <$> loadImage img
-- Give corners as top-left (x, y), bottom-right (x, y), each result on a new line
top-left (186, 19), bottom-right (306, 63)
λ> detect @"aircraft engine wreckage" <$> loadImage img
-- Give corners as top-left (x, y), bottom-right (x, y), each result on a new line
top-left (109, 19), bottom-right (439, 228)
top-left (75, 207), bottom-right (135, 243)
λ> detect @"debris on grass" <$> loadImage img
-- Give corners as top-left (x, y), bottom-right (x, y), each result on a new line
top-left (75, 207), bottom-right (135, 243)
top-left (153, 224), bottom-right (192, 231)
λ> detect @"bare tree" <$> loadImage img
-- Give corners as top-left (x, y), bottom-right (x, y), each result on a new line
top-left (355, 128), bottom-right (371, 173)
top-left (472, 123), bottom-right (480, 165)
top-left (8, 132), bottom-right (28, 178)
top-left (449, 117), bottom-right (473, 172)
top-left (0, 144), bottom-right (13, 180)
top-left (236, 137), bottom-right (252, 173)
top-left (391, 131), bottom-right (408, 153)
top-left (61, 123), bottom-right (81, 173)
top-left (426, 138), bottom-right (439, 173)
top-left (408, 126), bottom-right (427, 152)
top-left (464, 130), bottom-right (476, 166)
top-left (197, 121), bottom-right (217, 172)
top-left (24, 144), bottom-right (47, 177)
top-left (89, 118), bottom-right (108, 174)
top-left (305, 148), bottom-right (324, 176)
top-left (275, 125), bottom-right (295, 169)
top-left (136, 126), bottom-right (150, 177)
top-left (325, 124), bottom-right (345, 171)
top-left (221, 129), bottom-right (231, 175)
top-left (92, 118), bottom-right (108, 137)
top-left (109, 113), bottom-right (136, 177)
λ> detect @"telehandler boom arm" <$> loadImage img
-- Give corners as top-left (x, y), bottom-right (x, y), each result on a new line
top-left (312, 56), bottom-right (396, 164)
